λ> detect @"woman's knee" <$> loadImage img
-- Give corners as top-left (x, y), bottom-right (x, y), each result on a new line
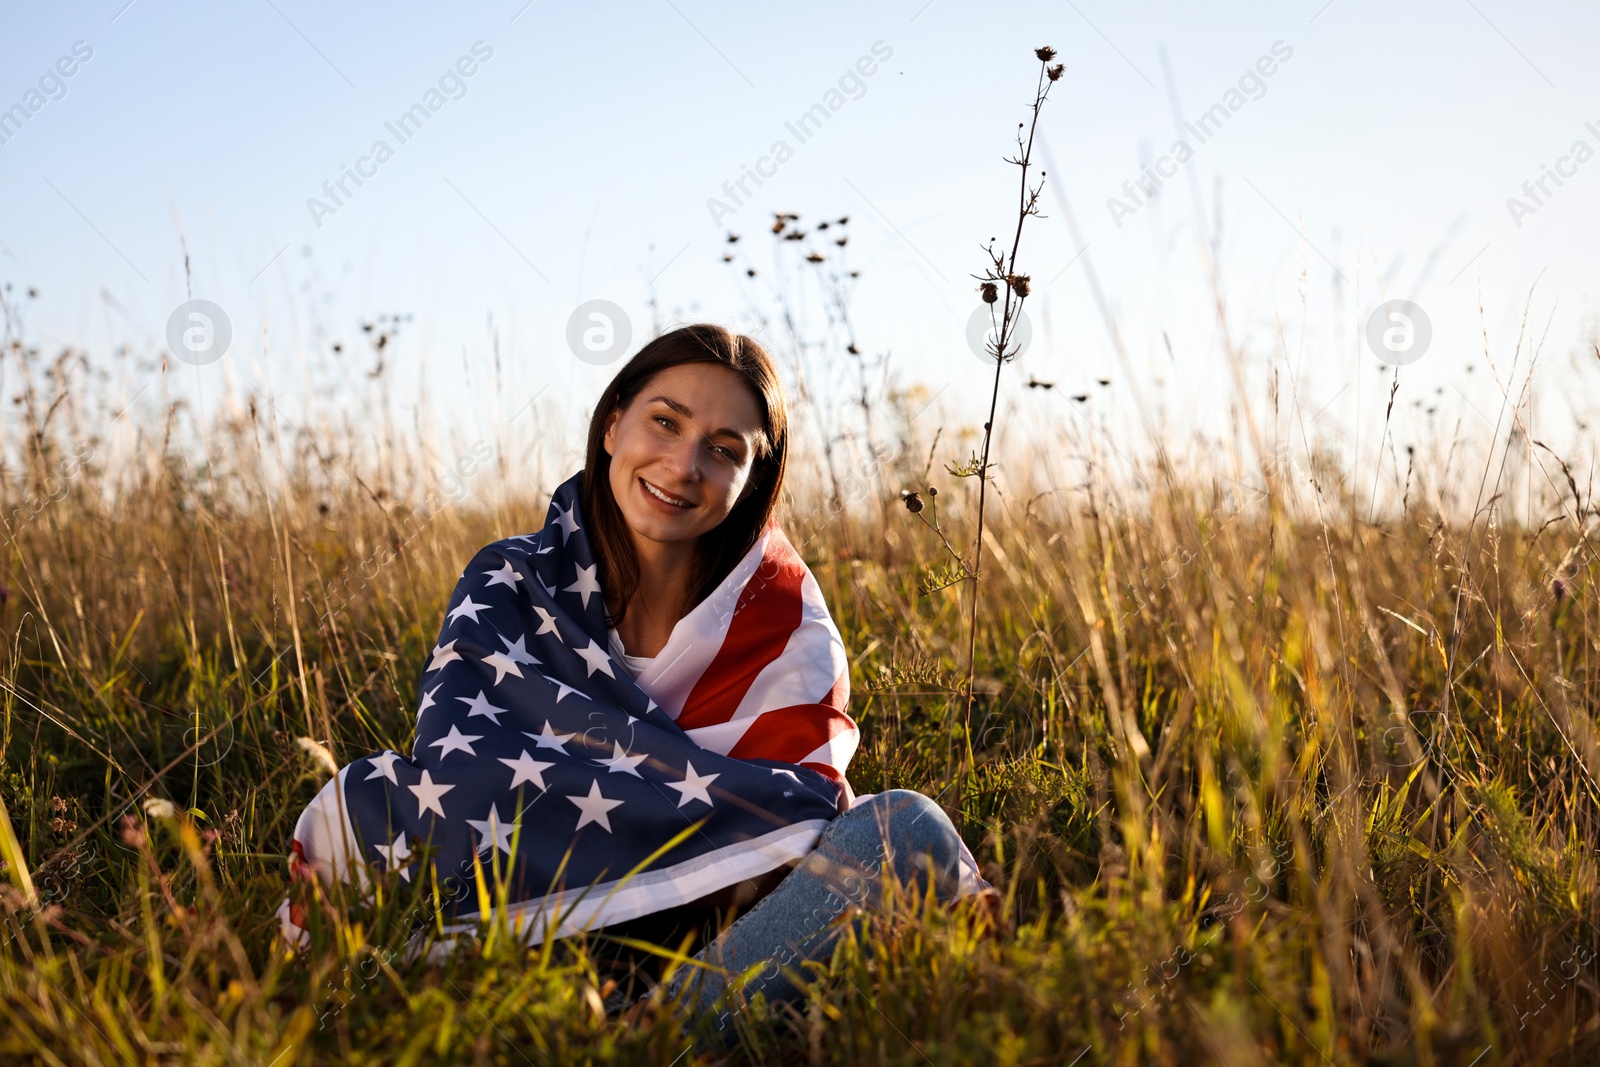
top-left (845, 789), bottom-right (961, 899)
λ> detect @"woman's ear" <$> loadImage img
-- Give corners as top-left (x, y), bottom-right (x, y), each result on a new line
top-left (601, 403), bottom-right (620, 457)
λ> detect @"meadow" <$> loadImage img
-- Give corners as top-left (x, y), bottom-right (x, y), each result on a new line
top-left (4, 53), bottom-right (1600, 1067)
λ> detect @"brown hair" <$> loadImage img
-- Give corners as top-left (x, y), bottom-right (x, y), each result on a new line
top-left (579, 323), bottom-right (788, 629)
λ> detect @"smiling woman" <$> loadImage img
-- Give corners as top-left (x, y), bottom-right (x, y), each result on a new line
top-left (579, 325), bottom-right (993, 1021)
top-left (277, 322), bottom-right (989, 1035)
top-left (587, 339), bottom-right (779, 662)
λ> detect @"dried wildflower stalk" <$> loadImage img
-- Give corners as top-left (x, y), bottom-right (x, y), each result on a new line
top-left (950, 46), bottom-right (1063, 766)
top-left (900, 485), bottom-right (976, 596)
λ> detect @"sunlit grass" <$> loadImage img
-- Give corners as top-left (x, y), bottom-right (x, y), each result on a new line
top-left (2, 316), bottom-right (1598, 1064)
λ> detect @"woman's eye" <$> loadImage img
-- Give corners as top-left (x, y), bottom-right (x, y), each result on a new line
top-left (714, 446), bottom-right (737, 461)
top-left (653, 415), bottom-right (674, 430)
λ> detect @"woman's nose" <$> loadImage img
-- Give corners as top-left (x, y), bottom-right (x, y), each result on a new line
top-left (664, 434), bottom-right (702, 479)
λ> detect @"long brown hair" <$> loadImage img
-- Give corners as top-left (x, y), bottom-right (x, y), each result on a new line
top-left (579, 323), bottom-right (788, 630)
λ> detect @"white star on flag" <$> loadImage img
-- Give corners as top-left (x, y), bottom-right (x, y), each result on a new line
top-left (408, 770), bottom-right (455, 818)
top-left (466, 802), bottom-right (518, 856)
top-left (364, 750), bottom-right (402, 784)
top-left (564, 563), bottom-right (601, 609)
top-left (483, 560), bottom-right (522, 590)
top-left (574, 638), bottom-right (616, 679)
top-left (499, 749), bottom-right (555, 791)
top-left (418, 684), bottom-right (441, 713)
top-left (374, 831), bottom-right (414, 880)
top-left (426, 640), bottom-right (462, 672)
top-left (481, 650), bottom-right (524, 686)
top-left (770, 767), bottom-right (801, 782)
top-left (567, 779), bottom-right (623, 832)
top-left (457, 690), bottom-right (509, 725)
top-left (498, 632), bottom-right (541, 666)
top-left (595, 741), bottom-right (646, 778)
top-left (537, 573), bottom-right (557, 598)
top-left (526, 721), bottom-right (574, 752)
top-left (667, 761), bottom-right (720, 808)
top-left (531, 606), bottom-right (559, 637)
top-left (539, 673), bottom-right (585, 703)
top-left (553, 500), bottom-right (580, 544)
top-left (429, 724), bottom-right (483, 760)
top-left (447, 595), bottom-right (491, 625)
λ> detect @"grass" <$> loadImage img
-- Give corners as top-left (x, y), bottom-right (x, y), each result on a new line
top-left (3, 326), bottom-right (1598, 1064)
top-left (4, 48), bottom-right (1600, 1067)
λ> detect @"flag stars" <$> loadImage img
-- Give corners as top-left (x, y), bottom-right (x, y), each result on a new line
top-left (364, 750), bottom-right (403, 785)
top-left (667, 761), bottom-right (721, 808)
top-left (457, 690), bottom-right (509, 726)
top-left (564, 563), bottom-right (601, 610)
top-left (595, 741), bottom-right (645, 778)
top-left (466, 802), bottom-right (518, 856)
top-left (481, 651), bottom-right (524, 686)
top-left (484, 633), bottom-right (539, 685)
top-left (532, 606), bottom-right (559, 638)
top-left (374, 831), bottom-right (414, 880)
top-left (526, 720), bottom-right (574, 752)
top-left (574, 638), bottom-right (616, 679)
top-left (567, 779), bottom-right (624, 832)
top-left (426, 640), bottom-right (462, 672)
top-left (499, 749), bottom-right (555, 791)
top-left (408, 770), bottom-right (455, 818)
top-left (428, 724), bottom-right (483, 760)
top-left (498, 632), bottom-right (541, 666)
top-left (540, 673), bottom-right (586, 704)
top-left (417, 684), bottom-right (441, 713)
top-left (483, 560), bottom-right (522, 590)
top-left (447, 595), bottom-right (491, 625)
top-left (552, 500), bottom-right (581, 544)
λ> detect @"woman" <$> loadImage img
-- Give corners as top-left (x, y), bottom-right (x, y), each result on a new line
top-left (279, 323), bottom-right (990, 1032)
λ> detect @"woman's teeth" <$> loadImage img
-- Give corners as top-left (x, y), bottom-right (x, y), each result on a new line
top-left (642, 478), bottom-right (692, 508)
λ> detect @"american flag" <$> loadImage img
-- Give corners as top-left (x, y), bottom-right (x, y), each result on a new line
top-left (277, 470), bottom-right (861, 956)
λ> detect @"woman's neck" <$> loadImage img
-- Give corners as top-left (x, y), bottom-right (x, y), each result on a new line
top-left (610, 536), bottom-right (697, 658)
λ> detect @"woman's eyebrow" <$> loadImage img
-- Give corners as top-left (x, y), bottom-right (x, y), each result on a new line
top-left (645, 395), bottom-right (751, 443)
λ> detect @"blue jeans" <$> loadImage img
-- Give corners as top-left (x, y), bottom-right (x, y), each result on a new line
top-left (658, 788), bottom-right (964, 1033)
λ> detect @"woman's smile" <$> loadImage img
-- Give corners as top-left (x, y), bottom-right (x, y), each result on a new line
top-left (638, 475), bottom-right (696, 512)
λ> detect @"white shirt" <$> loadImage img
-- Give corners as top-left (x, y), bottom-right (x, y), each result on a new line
top-left (606, 626), bottom-right (656, 681)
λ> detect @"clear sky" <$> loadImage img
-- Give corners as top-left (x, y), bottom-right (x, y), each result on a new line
top-left (4, 0), bottom-right (1599, 494)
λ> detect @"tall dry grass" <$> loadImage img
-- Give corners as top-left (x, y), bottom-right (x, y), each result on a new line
top-left (4, 286), bottom-right (1599, 1063)
top-left (3, 58), bottom-right (1600, 1067)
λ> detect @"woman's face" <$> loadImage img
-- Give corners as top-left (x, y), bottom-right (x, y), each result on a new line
top-left (601, 362), bottom-right (766, 550)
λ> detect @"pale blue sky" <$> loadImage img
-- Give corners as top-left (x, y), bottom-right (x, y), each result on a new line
top-left (4, 0), bottom-right (1599, 490)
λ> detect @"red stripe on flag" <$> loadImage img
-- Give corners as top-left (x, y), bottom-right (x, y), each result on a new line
top-left (726, 698), bottom-right (857, 767)
top-left (675, 529), bottom-right (806, 730)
